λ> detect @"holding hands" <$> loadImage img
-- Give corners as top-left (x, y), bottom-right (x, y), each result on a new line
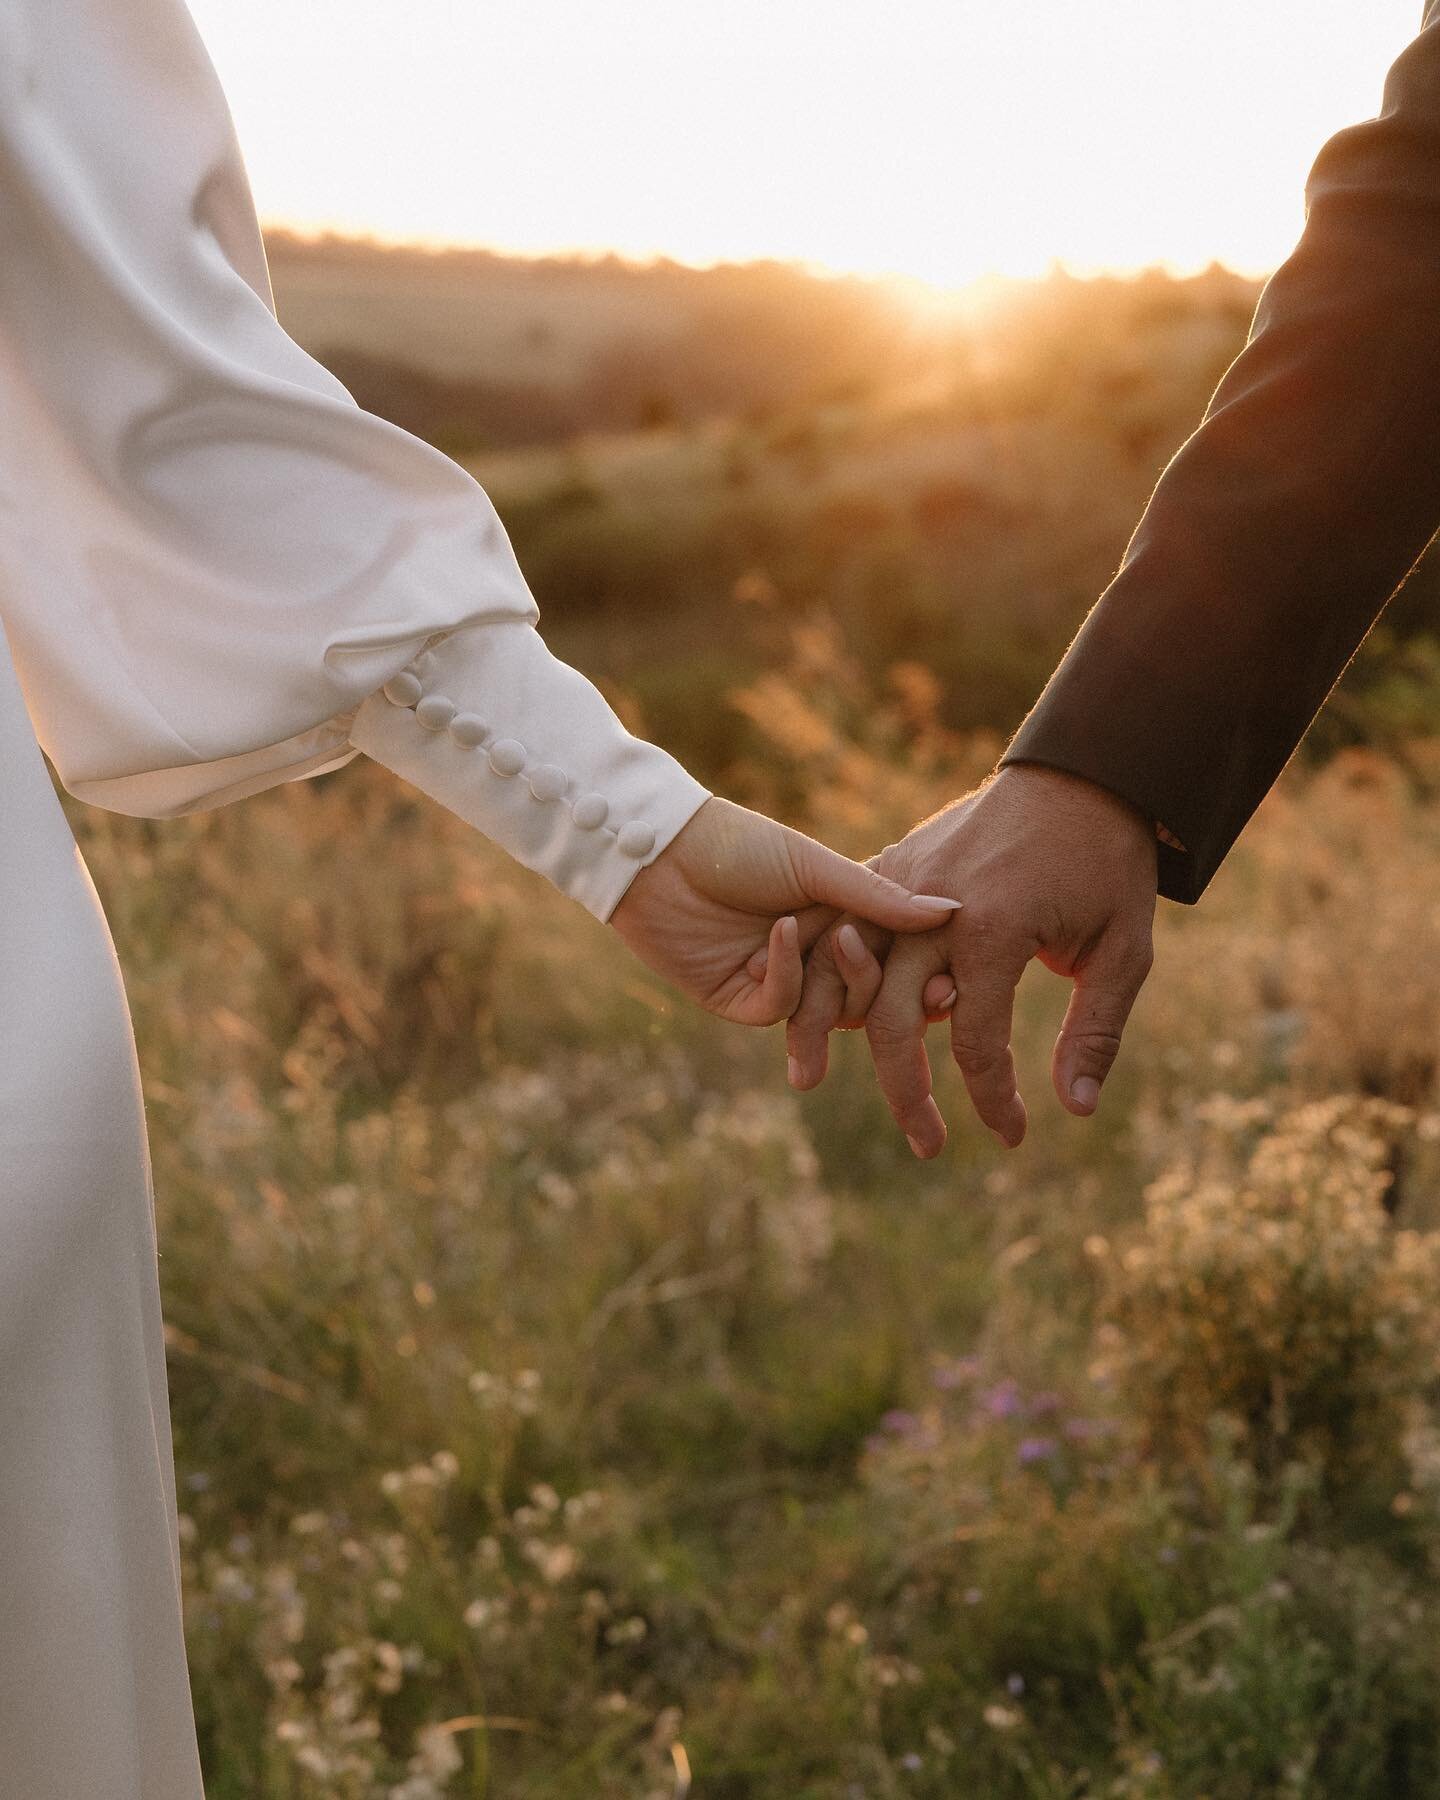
top-left (609, 795), bottom-right (963, 1025)
top-left (611, 767), bottom-right (1158, 1156)
top-left (786, 765), bottom-right (1160, 1156)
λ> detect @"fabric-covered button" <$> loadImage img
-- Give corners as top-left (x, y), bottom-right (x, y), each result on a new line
top-left (528, 763), bottom-right (568, 802)
top-left (572, 793), bottom-right (609, 830)
top-left (382, 672), bottom-right (422, 707)
top-left (617, 821), bottom-right (657, 859)
top-left (449, 712), bottom-right (488, 747)
top-left (415, 694), bottom-right (457, 731)
top-left (488, 738), bottom-right (527, 777)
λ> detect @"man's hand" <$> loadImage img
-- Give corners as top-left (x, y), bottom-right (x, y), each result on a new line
top-left (609, 796), bottom-right (962, 1025)
top-left (785, 765), bottom-right (1159, 1155)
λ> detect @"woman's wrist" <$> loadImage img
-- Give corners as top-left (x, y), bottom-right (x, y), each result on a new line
top-left (347, 620), bottom-right (712, 920)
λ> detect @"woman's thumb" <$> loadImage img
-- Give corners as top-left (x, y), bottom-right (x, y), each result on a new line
top-left (790, 837), bottom-right (962, 933)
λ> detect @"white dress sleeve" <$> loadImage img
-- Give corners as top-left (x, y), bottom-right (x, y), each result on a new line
top-left (0, 0), bottom-right (710, 921)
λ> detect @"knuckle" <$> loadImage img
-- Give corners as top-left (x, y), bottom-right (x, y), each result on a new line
top-left (950, 1035), bottom-right (1008, 1079)
top-left (956, 901), bottom-right (1005, 941)
top-left (866, 1013), bottom-right (918, 1051)
top-left (1071, 1027), bottom-right (1124, 1064)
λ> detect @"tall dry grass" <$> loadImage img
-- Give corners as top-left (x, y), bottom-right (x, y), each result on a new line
top-left (60, 651), bottom-right (1440, 1795)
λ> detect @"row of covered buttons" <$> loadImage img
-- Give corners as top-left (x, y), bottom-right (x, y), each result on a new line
top-left (380, 666), bottom-right (658, 859)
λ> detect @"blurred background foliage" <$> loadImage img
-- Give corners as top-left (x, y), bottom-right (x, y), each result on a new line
top-left (64, 238), bottom-right (1440, 1796)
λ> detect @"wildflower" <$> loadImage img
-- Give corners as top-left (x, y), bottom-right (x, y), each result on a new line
top-left (373, 1642), bottom-right (405, 1694)
top-left (410, 1721), bottom-right (462, 1781)
top-left (211, 1565), bottom-right (254, 1602)
top-left (979, 1379), bottom-right (1022, 1419)
top-left (1017, 1436), bottom-right (1058, 1466)
top-left (524, 1540), bottom-right (577, 1582)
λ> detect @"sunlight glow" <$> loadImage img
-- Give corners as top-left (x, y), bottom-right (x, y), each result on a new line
top-left (186, 0), bottom-right (1425, 288)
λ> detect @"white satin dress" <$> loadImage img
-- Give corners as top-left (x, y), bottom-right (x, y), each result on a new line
top-left (0, 2), bottom-right (709, 1793)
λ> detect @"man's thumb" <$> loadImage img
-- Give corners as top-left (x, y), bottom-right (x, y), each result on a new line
top-left (1052, 931), bottom-right (1153, 1116)
top-left (792, 839), bottom-right (962, 934)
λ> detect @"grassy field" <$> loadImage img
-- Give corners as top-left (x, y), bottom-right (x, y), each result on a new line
top-left (65, 241), bottom-right (1440, 1795)
top-left (64, 727), bottom-right (1440, 1799)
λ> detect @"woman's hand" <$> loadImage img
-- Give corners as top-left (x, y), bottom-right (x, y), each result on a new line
top-left (609, 797), bottom-right (961, 1025)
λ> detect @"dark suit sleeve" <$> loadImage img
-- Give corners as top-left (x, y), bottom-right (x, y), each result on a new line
top-left (999, 2), bottom-right (1440, 903)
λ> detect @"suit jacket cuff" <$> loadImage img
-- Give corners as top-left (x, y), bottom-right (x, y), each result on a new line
top-left (346, 621), bottom-right (712, 921)
top-left (998, 624), bottom-right (1219, 905)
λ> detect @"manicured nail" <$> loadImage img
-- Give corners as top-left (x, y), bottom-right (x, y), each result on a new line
top-left (1071, 1076), bottom-right (1101, 1112)
top-left (837, 923), bottom-right (865, 963)
top-left (906, 1135), bottom-right (926, 1157)
top-left (911, 895), bottom-right (963, 914)
top-left (787, 1055), bottom-right (801, 1087)
top-left (937, 985), bottom-right (957, 1012)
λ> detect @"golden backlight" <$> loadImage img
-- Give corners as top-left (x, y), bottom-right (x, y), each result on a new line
top-left (189, 0), bottom-right (1423, 291)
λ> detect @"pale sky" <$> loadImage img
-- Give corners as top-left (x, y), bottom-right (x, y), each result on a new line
top-left (186, 0), bottom-right (1426, 289)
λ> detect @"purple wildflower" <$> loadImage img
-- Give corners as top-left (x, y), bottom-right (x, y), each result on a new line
top-left (1017, 1435), bottom-right (1058, 1466)
top-left (979, 1379), bottom-right (1023, 1419)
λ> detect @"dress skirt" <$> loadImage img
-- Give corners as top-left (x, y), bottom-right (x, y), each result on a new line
top-left (0, 618), bottom-right (206, 1797)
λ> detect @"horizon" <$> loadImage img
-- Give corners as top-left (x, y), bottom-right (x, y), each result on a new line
top-left (258, 217), bottom-right (1260, 301)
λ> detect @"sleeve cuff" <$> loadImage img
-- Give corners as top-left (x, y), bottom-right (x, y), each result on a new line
top-left (344, 620), bottom-right (713, 921)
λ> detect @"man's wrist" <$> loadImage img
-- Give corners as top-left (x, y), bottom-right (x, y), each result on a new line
top-left (991, 760), bottom-right (1149, 830)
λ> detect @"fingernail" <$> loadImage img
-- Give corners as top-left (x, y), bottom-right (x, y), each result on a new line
top-left (787, 1055), bottom-right (800, 1087)
top-left (911, 895), bottom-right (963, 914)
top-left (906, 1135), bottom-right (926, 1157)
top-left (781, 915), bottom-right (799, 948)
top-left (838, 923), bottom-right (865, 963)
top-left (937, 986), bottom-right (957, 1012)
top-left (1071, 1076), bottom-right (1101, 1112)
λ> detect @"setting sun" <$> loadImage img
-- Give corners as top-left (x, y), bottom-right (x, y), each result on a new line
top-left (187, 0), bottom-right (1424, 288)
